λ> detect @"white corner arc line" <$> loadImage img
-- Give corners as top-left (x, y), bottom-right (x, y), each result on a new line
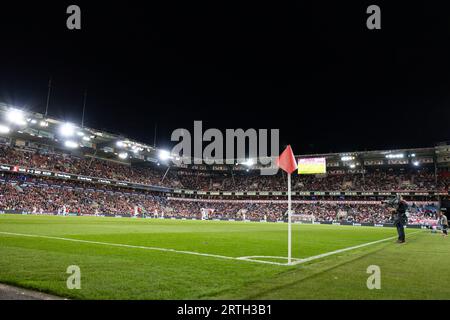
top-left (289, 230), bottom-right (423, 266)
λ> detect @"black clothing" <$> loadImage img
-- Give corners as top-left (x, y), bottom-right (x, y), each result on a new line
top-left (394, 200), bottom-right (408, 241)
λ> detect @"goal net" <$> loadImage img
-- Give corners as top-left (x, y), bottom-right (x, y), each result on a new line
top-left (291, 213), bottom-right (315, 223)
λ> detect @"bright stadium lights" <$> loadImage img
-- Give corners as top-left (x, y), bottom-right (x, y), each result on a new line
top-left (76, 131), bottom-right (85, 137)
top-left (0, 124), bottom-right (11, 134)
top-left (59, 123), bottom-right (75, 137)
top-left (341, 156), bottom-right (354, 161)
top-left (6, 109), bottom-right (26, 125)
top-left (413, 161), bottom-right (420, 166)
top-left (39, 120), bottom-right (48, 127)
top-left (118, 152), bottom-right (128, 159)
top-left (349, 163), bottom-right (356, 169)
top-left (386, 153), bottom-right (404, 159)
top-left (64, 140), bottom-right (79, 149)
top-left (116, 141), bottom-right (125, 148)
top-left (158, 149), bottom-right (171, 161)
top-left (82, 136), bottom-right (91, 141)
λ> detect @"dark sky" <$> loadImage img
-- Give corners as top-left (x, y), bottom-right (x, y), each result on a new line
top-left (0, 1), bottom-right (449, 154)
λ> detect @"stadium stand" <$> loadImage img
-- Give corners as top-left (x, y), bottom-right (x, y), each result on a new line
top-left (0, 105), bottom-right (448, 225)
top-left (0, 145), bottom-right (448, 192)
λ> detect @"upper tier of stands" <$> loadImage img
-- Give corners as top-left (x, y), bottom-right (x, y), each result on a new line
top-left (0, 144), bottom-right (448, 192)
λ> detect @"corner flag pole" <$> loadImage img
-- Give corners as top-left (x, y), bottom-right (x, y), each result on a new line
top-left (276, 145), bottom-right (297, 266)
top-left (288, 172), bottom-right (292, 264)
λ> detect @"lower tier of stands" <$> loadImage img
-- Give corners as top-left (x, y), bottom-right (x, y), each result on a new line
top-left (0, 177), bottom-right (439, 225)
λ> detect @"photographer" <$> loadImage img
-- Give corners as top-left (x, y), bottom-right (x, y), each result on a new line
top-left (438, 210), bottom-right (448, 237)
top-left (383, 195), bottom-right (408, 243)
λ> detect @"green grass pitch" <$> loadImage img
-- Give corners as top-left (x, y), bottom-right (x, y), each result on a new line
top-left (0, 214), bottom-right (449, 299)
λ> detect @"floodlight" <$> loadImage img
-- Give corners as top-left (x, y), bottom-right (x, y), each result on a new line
top-left (60, 123), bottom-right (75, 137)
top-left (386, 153), bottom-right (404, 159)
top-left (116, 141), bottom-right (125, 148)
top-left (82, 136), bottom-right (91, 141)
top-left (413, 161), bottom-right (419, 166)
top-left (350, 164), bottom-right (356, 169)
top-left (39, 121), bottom-right (48, 127)
top-left (76, 131), bottom-right (85, 136)
top-left (6, 109), bottom-right (26, 125)
top-left (0, 124), bottom-right (11, 134)
top-left (64, 140), bottom-right (78, 149)
top-left (118, 152), bottom-right (128, 159)
top-left (243, 159), bottom-right (255, 167)
top-left (159, 149), bottom-right (171, 161)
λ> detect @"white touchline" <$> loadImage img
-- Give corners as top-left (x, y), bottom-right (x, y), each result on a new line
top-left (0, 230), bottom-right (423, 267)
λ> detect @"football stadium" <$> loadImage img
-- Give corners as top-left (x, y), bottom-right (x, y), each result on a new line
top-left (1, 2), bottom-right (450, 309)
top-left (0, 103), bottom-right (449, 300)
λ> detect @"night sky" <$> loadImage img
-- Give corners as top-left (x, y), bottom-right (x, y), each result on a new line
top-left (0, 1), bottom-right (449, 154)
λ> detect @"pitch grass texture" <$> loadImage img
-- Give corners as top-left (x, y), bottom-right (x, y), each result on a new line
top-left (0, 215), bottom-right (448, 299)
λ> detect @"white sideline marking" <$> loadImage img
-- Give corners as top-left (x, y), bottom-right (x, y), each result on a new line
top-left (0, 230), bottom-right (422, 266)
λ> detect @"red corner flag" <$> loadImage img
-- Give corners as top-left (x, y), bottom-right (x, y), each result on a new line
top-left (277, 145), bottom-right (297, 174)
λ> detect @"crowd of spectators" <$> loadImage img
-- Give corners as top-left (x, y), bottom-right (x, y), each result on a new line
top-left (0, 144), bottom-right (448, 192)
top-left (163, 199), bottom-right (436, 224)
top-left (0, 175), bottom-right (437, 223)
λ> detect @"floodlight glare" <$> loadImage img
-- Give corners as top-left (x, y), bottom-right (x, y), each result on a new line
top-left (64, 140), bottom-right (78, 149)
top-left (0, 124), bottom-right (11, 134)
top-left (76, 131), bottom-right (85, 136)
top-left (386, 154), bottom-right (401, 159)
top-left (243, 159), bottom-right (255, 167)
top-left (116, 141), bottom-right (125, 148)
top-left (39, 121), bottom-right (48, 127)
top-left (82, 136), bottom-right (91, 141)
top-left (118, 152), bottom-right (128, 159)
top-left (413, 161), bottom-right (419, 166)
top-left (6, 109), bottom-right (26, 125)
top-left (159, 150), bottom-right (171, 161)
top-left (60, 123), bottom-right (75, 137)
